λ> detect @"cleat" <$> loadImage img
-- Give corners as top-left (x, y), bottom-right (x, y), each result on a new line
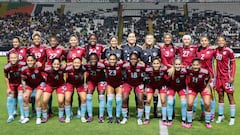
top-left (81, 117), bottom-right (87, 123)
top-left (58, 117), bottom-right (65, 123)
top-left (21, 117), bottom-right (29, 124)
top-left (107, 117), bottom-right (113, 123)
top-left (47, 113), bottom-right (53, 119)
top-left (36, 118), bottom-right (41, 125)
top-left (65, 117), bottom-right (70, 123)
top-left (115, 117), bottom-right (120, 124)
top-left (167, 121), bottom-right (173, 126)
top-left (206, 123), bottom-right (212, 128)
top-left (76, 110), bottom-right (81, 119)
top-left (211, 114), bottom-right (215, 122)
top-left (216, 115), bottom-right (225, 124)
top-left (7, 116), bottom-right (14, 123)
top-left (185, 123), bottom-right (192, 128)
top-left (41, 117), bottom-right (48, 123)
top-left (143, 119), bottom-right (150, 125)
top-left (181, 121), bottom-right (187, 127)
top-left (162, 121), bottom-right (168, 126)
top-left (229, 118), bottom-right (235, 126)
top-left (19, 116), bottom-right (25, 123)
top-left (98, 116), bottom-right (104, 123)
top-left (120, 118), bottom-right (128, 124)
top-left (137, 119), bottom-right (143, 125)
top-left (87, 116), bottom-right (93, 122)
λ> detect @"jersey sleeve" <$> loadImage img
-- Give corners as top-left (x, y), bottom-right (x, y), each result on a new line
top-left (229, 49), bottom-right (236, 79)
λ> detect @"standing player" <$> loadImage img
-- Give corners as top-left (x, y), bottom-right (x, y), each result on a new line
top-left (41, 58), bottom-right (66, 123)
top-left (65, 57), bottom-right (87, 123)
top-left (104, 54), bottom-right (124, 123)
top-left (101, 36), bottom-right (123, 61)
top-left (84, 34), bottom-right (104, 60)
top-left (195, 36), bottom-right (216, 120)
top-left (166, 58), bottom-right (187, 126)
top-left (20, 55), bottom-right (45, 124)
top-left (84, 53), bottom-right (106, 123)
top-left (215, 36), bottom-right (236, 125)
top-left (4, 53), bottom-right (26, 123)
top-left (7, 37), bottom-right (27, 63)
top-left (144, 57), bottom-right (168, 125)
top-left (120, 53), bottom-right (145, 125)
top-left (185, 58), bottom-right (212, 128)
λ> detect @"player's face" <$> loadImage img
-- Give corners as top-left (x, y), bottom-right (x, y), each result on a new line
top-left (192, 61), bottom-right (201, 71)
top-left (12, 38), bottom-right (20, 48)
top-left (52, 60), bottom-right (60, 71)
top-left (27, 57), bottom-right (36, 68)
top-left (127, 33), bottom-right (136, 45)
top-left (73, 58), bottom-right (81, 69)
top-left (152, 59), bottom-right (161, 71)
top-left (50, 37), bottom-right (58, 48)
top-left (183, 37), bottom-right (191, 46)
top-left (217, 37), bottom-right (226, 48)
top-left (146, 35), bottom-right (154, 45)
top-left (89, 55), bottom-right (98, 66)
top-left (174, 59), bottom-right (182, 71)
top-left (130, 55), bottom-right (138, 66)
top-left (164, 35), bottom-right (172, 45)
top-left (33, 35), bottom-right (41, 46)
top-left (110, 37), bottom-right (118, 48)
top-left (89, 35), bottom-right (97, 46)
top-left (109, 55), bottom-right (117, 66)
top-left (70, 36), bottom-right (78, 47)
top-left (9, 53), bottom-right (18, 65)
top-left (200, 37), bottom-right (209, 48)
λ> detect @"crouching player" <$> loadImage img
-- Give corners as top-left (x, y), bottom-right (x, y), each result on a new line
top-left (215, 36), bottom-right (236, 125)
top-left (144, 57), bottom-right (168, 125)
top-left (20, 55), bottom-right (45, 124)
top-left (166, 58), bottom-right (187, 126)
top-left (186, 58), bottom-right (212, 128)
top-left (4, 53), bottom-right (26, 123)
top-left (65, 57), bottom-right (87, 123)
top-left (41, 58), bottom-right (66, 123)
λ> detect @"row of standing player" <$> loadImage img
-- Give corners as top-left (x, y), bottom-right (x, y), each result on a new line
top-left (4, 32), bottom-right (236, 128)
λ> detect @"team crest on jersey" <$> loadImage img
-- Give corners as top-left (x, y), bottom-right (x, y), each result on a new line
top-left (34, 70), bottom-right (39, 74)
top-left (57, 50), bottom-right (60, 53)
top-left (136, 69), bottom-right (140, 72)
top-left (58, 71), bottom-right (63, 74)
top-left (190, 48), bottom-right (193, 51)
top-left (206, 51), bottom-right (210, 54)
top-left (116, 67), bottom-right (120, 70)
top-left (96, 47), bottom-right (99, 49)
top-left (77, 50), bottom-right (80, 53)
top-left (160, 73), bottom-right (163, 76)
top-left (180, 75), bottom-right (185, 78)
top-left (20, 50), bottom-right (24, 53)
top-left (199, 75), bottom-right (202, 78)
top-left (40, 49), bottom-right (43, 52)
top-left (223, 51), bottom-right (227, 55)
top-left (170, 48), bottom-right (173, 52)
top-left (128, 70), bottom-right (131, 72)
top-left (153, 52), bottom-right (157, 56)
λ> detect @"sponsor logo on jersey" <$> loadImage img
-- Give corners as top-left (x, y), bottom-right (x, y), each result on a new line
top-left (34, 70), bottom-right (39, 74)
top-left (136, 69), bottom-right (140, 72)
top-left (206, 51), bottom-right (210, 54)
top-left (170, 48), bottom-right (173, 52)
top-left (199, 75), bottom-right (202, 78)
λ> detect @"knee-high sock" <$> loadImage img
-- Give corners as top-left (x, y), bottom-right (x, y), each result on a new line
top-left (167, 98), bottom-right (174, 121)
top-left (65, 105), bottom-right (71, 119)
top-left (210, 98), bottom-right (216, 115)
top-left (7, 94), bottom-right (14, 117)
top-left (187, 111), bottom-right (193, 123)
top-left (193, 96), bottom-right (198, 112)
top-left (145, 106), bottom-right (151, 120)
top-left (200, 98), bottom-right (205, 113)
top-left (205, 111), bottom-right (211, 123)
top-left (107, 94), bottom-right (114, 118)
top-left (86, 94), bottom-right (93, 117)
top-left (24, 107), bottom-right (29, 118)
top-left (137, 108), bottom-right (144, 119)
top-left (42, 109), bottom-right (48, 119)
top-left (116, 94), bottom-right (122, 118)
top-left (18, 93), bottom-right (24, 117)
top-left (162, 107), bottom-right (167, 121)
top-left (218, 103), bottom-right (224, 116)
top-left (99, 95), bottom-right (105, 117)
top-left (122, 108), bottom-right (128, 118)
top-left (81, 104), bottom-right (86, 118)
top-left (36, 107), bottom-right (41, 118)
top-left (58, 107), bottom-right (64, 118)
top-left (181, 98), bottom-right (187, 122)
top-left (13, 97), bottom-right (17, 114)
top-left (230, 104), bottom-right (236, 118)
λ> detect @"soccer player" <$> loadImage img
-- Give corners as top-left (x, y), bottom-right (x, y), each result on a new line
top-left (65, 57), bottom-right (87, 123)
top-left (144, 57), bottom-right (168, 125)
top-left (101, 36), bottom-right (123, 60)
top-left (166, 58), bottom-right (187, 126)
top-left (41, 58), bottom-right (66, 123)
top-left (84, 53), bottom-right (106, 123)
top-left (141, 34), bottom-right (161, 118)
top-left (215, 36), bottom-right (236, 125)
top-left (104, 54), bottom-right (124, 124)
top-left (4, 53), bottom-right (26, 123)
top-left (185, 58), bottom-right (212, 128)
top-left (7, 37), bottom-right (27, 63)
top-left (84, 34), bottom-right (104, 60)
top-left (120, 53), bottom-right (145, 125)
top-left (195, 36), bottom-right (216, 121)
top-left (20, 55), bottom-right (45, 124)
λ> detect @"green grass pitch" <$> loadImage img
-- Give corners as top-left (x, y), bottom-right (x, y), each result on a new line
top-left (0, 57), bottom-right (239, 135)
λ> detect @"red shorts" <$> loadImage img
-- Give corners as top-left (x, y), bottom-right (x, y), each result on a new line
top-left (44, 84), bottom-right (66, 94)
top-left (187, 87), bottom-right (211, 97)
top-left (106, 82), bottom-right (123, 89)
top-left (122, 83), bottom-right (144, 94)
top-left (66, 83), bottom-right (86, 93)
top-left (19, 82), bottom-right (45, 91)
top-left (167, 88), bottom-right (187, 97)
top-left (9, 84), bottom-right (21, 92)
top-left (216, 78), bottom-right (234, 94)
top-left (148, 84), bottom-right (167, 94)
top-left (87, 81), bottom-right (106, 92)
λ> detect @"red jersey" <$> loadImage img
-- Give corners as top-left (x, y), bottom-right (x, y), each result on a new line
top-left (196, 47), bottom-right (215, 77)
top-left (104, 61), bottom-right (124, 87)
top-left (187, 67), bottom-right (210, 91)
top-left (215, 46), bottom-right (236, 79)
top-left (160, 44), bottom-right (178, 68)
top-left (122, 62), bottom-right (145, 86)
top-left (27, 45), bottom-right (46, 64)
top-left (21, 65), bottom-right (44, 87)
top-left (178, 46), bottom-right (197, 67)
top-left (7, 47), bottom-right (27, 63)
top-left (67, 47), bottom-right (85, 63)
top-left (65, 65), bottom-right (85, 85)
top-left (84, 44), bottom-right (104, 59)
top-left (44, 66), bottom-right (65, 87)
top-left (45, 46), bottom-right (66, 66)
top-left (167, 68), bottom-right (187, 91)
top-left (4, 61), bottom-right (26, 85)
top-left (145, 65), bottom-right (168, 88)
top-left (84, 62), bottom-right (105, 83)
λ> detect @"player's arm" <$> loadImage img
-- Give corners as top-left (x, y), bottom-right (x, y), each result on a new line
top-left (229, 57), bottom-right (236, 83)
top-left (4, 70), bottom-right (11, 95)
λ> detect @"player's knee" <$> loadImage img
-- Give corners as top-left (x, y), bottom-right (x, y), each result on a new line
top-left (145, 100), bottom-right (151, 106)
top-left (167, 99), bottom-right (174, 106)
top-left (86, 94), bottom-right (92, 101)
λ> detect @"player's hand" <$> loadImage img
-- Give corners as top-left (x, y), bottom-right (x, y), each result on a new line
top-left (229, 77), bottom-right (234, 83)
top-left (6, 88), bottom-right (11, 96)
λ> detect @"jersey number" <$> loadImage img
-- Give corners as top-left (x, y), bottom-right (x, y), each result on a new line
top-left (109, 70), bottom-right (116, 76)
top-left (131, 72), bottom-right (138, 78)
